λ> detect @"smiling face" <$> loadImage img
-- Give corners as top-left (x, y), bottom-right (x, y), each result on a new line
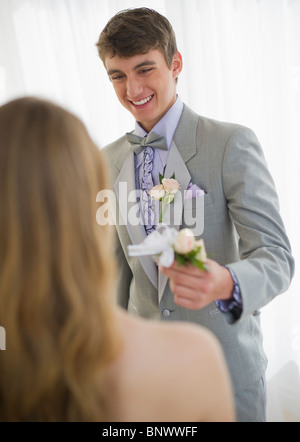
top-left (105, 50), bottom-right (183, 133)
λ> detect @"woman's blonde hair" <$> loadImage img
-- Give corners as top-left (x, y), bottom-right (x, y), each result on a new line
top-left (0, 97), bottom-right (119, 421)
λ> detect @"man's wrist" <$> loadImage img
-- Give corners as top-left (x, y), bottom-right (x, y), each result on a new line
top-left (215, 267), bottom-right (243, 321)
top-left (219, 265), bottom-right (235, 301)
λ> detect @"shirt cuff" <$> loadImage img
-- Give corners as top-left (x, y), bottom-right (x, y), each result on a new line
top-left (215, 266), bottom-right (243, 322)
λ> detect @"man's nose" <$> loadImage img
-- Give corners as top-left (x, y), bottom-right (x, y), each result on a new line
top-left (126, 77), bottom-right (143, 99)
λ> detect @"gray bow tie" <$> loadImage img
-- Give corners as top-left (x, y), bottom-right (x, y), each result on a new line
top-left (126, 131), bottom-right (168, 155)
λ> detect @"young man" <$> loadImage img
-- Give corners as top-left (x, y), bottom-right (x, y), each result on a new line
top-left (96, 8), bottom-right (294, 422)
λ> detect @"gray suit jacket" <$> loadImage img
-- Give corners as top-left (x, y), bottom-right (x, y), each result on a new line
top-left (102, 104), bottom-right (294, 408)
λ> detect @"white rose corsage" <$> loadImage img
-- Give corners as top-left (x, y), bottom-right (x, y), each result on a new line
top-left (128, 224), bottom-right (208, 270)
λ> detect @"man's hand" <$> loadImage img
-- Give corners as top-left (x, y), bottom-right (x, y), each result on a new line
top-left (160, 259), bottom-right (234, 310)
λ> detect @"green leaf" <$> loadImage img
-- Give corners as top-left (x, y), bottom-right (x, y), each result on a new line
top-left (174, 253), bottom-right (186, 266)
top-left (159, 172), bottom-right (175, 183)
top-left (174, 251), bottom-right (209, 271)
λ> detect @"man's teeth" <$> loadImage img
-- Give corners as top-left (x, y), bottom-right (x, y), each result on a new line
top-left (132, 96), bottom-right (152, 106)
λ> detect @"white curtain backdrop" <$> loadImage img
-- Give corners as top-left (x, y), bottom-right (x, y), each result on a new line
top-left (0, 0), bottom-right (299, 422)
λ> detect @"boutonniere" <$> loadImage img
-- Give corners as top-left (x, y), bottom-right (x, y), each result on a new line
top-left (149, 173), bottom-right (180, 223)
top-left (128, 224), bottom-right (208, 270)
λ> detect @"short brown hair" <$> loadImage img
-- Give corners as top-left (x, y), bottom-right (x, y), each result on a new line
top-left (96, 7), bottom-right (178, 68)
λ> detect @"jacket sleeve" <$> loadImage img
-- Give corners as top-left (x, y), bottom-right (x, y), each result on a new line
top-left (222, 126), bottom-right (295, 319)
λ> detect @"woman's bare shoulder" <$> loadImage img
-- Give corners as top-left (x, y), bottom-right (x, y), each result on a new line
top-left (116, 307), bottom-right (221, 358)
top-left (111, 308), bottom-right (235, 422)
top-left (116, 308), bottom-right (228, 385)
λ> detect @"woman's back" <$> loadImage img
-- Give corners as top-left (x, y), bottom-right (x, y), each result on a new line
top-left (106, 308), bottom-right (235, 422)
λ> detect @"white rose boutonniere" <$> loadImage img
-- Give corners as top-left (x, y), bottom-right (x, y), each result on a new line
top-left (149, 173), bottom-right (180, 223)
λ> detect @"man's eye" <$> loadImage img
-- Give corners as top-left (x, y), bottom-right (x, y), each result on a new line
top-left (139, 68), bottom-right (153, 75)
top-left (111, 74), bottom-right (125, 81)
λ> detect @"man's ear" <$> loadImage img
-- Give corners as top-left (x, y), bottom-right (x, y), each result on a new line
top-left (172, 51), bottom-right (183, 79)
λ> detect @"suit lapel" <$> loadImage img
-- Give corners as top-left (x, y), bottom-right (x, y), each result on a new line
top-left (158, 105), bottom-right (199, 302)
top-left (114, 147), bottom-right (158, 289)
top-left (158, 140), bottom-right (196, 302)
top-left (174, 103), bottom-right (198, 163)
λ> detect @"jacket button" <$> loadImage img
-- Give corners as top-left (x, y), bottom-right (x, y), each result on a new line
top-left (162, 308), bottom-right (171, 318)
